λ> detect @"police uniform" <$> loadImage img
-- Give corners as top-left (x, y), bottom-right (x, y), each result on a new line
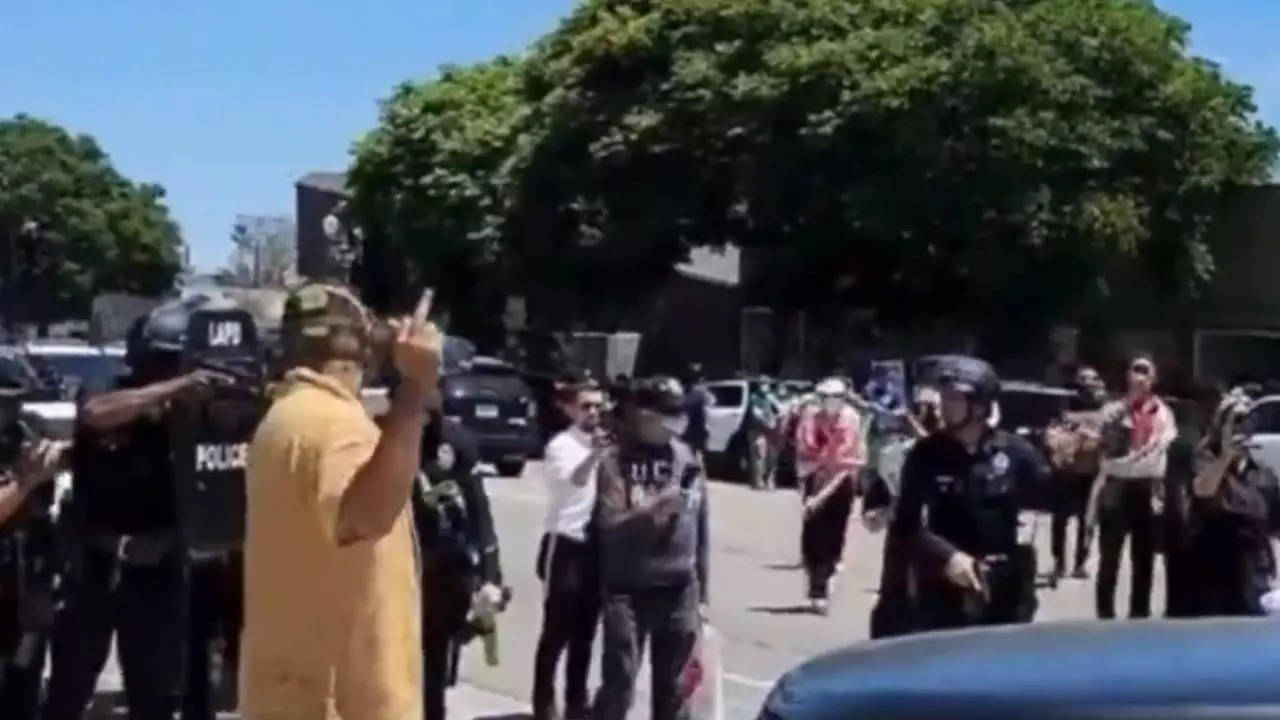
top-left (890, 428), bottom-right (1051, 631)
top-left (415, 414), bottom-right (503, 720)
top-left (0, 411), bottom-right (54, 720)
top-left (43, 380), bottom-right (188, 720)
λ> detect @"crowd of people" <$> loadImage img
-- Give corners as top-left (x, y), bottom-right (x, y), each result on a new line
top-left (1, 279), bottom-right (1279, 720)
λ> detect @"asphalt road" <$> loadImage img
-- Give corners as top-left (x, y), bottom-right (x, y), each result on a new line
top-left (457, 464), bottom-right (1157, 719)
top-left (93, 463), bottom-right (1157, 719)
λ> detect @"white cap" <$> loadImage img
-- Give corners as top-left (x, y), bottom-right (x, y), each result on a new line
top-left (816, 377), bottom-right (848, 397)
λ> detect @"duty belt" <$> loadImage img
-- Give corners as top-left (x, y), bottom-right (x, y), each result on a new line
top-left (87, 532), bottom-right (177, 566)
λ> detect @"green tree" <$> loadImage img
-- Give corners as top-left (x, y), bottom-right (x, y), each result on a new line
top-left (0, 114), bottom-right (183, 324)
top-left (508, 0), bottom-right (1277, 341)
top-left (348, 0), bottom-right (1278, 347)
top-left (347, 58), bottom-right (527, 330)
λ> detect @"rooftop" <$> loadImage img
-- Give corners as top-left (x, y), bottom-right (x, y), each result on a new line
top-left (296, 171), bottom-right (349, 196)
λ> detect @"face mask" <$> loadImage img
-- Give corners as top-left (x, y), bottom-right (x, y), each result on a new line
top-left (660, 415), bottom-right (688, 437)
top-left (821, 398), bottom-right (844, 415)
top-left (636, 419), bottom-right (672, 446)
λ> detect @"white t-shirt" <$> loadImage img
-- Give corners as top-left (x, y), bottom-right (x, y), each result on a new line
top-left (543, 427), bottom-right (598, 542)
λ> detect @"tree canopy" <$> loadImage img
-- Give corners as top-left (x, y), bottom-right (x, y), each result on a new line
top-left (348, 0), bottom-right (1278, 337)
top-left (0, 115), bottom-right (184, 322)
top-left (348, 58), bottom-right (527, 321)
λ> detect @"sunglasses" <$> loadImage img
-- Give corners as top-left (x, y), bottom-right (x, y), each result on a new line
top-left (1129, 363), bottom-right (1153, 377)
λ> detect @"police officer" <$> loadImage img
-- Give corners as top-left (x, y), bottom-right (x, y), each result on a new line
top-left (888, 356), bottom-right (1051, 632)
top-left (43, 309), bottom-right (226, 720)
top-left (0, 382), bottom-right (67, 720)
top-left (415, 406), bottom-right (504, 720)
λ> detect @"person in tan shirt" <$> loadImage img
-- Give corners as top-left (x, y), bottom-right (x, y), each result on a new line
top-left (240, 284), bottom-right (441, 720)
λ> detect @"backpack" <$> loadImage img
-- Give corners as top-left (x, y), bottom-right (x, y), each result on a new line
top-left (413, 471), bottom-right (478, 581)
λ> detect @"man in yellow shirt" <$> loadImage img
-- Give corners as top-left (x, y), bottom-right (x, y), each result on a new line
top-left (240, 284), bottom-right (440, 720)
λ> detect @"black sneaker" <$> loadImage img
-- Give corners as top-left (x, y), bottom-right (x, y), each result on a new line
top-left (1072, 565), bottom-right (1090, 579)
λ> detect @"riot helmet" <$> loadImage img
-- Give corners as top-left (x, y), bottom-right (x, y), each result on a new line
top-left (127, 293), bottom-right (239, 382)
top-left (931, 355), bottom-right (999, 429)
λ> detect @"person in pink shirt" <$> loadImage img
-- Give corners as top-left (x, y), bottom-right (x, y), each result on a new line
top-left (795, 377), bottom-right (865, 614)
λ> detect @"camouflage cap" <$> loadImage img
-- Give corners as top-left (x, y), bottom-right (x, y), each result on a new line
top-left (280, 283), bottom-right (373, 366)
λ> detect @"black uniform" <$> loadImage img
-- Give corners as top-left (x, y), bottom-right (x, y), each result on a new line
top-left (0, 419), bottom-right (55, 720)
top-left (43, 384), bottom-right (187, 720)
top-left (889, 429), bottom-right (1051, 632)
top-left (415, 415), bottom-right (503, 720)
top-left (1185, 456), bottom-right (1280, 616)
top-left (181, 549), bottom-right (241, 720)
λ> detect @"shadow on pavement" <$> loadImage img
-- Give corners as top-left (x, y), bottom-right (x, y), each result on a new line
top-left (748, 604), bottom-right (817, 615)
top-left (763, 562), bottom-right (803, 571)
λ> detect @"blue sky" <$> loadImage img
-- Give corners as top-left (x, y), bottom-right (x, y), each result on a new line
top-left (1, 0), bottom-right (1276, 272)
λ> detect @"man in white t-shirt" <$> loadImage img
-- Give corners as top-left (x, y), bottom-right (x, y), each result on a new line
top-left (532, 382), bottom-right (608, 720)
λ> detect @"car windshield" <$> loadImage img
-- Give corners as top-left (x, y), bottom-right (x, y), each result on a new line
top-left (1250, 400), bottom-right (1280, 434)
top-left (28, 352), bottom-right (126, 394)
top-left (997, 389), bottom-right (1069, 432)
top-left (444, 366), bottom-right (528, 397)
top-left (708, 384), bottom-right (744, 408)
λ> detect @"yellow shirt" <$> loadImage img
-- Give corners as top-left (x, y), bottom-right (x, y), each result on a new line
top-left (240, 369), bottom-right (422, 720)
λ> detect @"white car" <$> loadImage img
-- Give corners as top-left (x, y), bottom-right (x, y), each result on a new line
top-left (1245, 395), bottom-right (1280, 479)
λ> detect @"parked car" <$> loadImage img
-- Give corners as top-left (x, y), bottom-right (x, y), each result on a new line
top-left (1244, 394), bottom-right (1280, 480)
top-left (441, 355), bottom-right (539, 477)
top-left (996, 380), bottom-right (1074, 441)
top-left (23, 340), bottom-right (127, 397)
top-left (758, 618), bottom-right (1280, 720)
top-left (703, 377), bottom-right (774, 482)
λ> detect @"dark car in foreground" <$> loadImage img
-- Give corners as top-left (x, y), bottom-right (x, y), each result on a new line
top-left (759, 618), bottom-right (1280, 720)
top-left (442, 355), bottom-right (540, 477)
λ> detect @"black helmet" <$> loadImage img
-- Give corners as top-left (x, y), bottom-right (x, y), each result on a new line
top-left (932, 355), bottom-right (1000, 407)
top-left (126, 293), bottom-right (238, 373)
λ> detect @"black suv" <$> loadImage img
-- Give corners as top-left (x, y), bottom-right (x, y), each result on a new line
top-left (441, 355), bottom-right (540, 477)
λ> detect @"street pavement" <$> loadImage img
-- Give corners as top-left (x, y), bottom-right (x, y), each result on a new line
top-left (93, 463), bottom-right (1159, 719)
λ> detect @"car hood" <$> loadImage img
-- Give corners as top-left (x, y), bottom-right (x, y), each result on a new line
top-left (762, 619), bottom-right (1280, 720)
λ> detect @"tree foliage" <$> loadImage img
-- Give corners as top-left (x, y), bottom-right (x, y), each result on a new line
top-left (348, 0), bottom-right (1279, 336)
top-left (0, 115), bottom-right (183, 321)
top-left (348, 58), bottom-right (527, 321)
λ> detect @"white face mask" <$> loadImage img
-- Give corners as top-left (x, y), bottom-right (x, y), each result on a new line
top-left (821, 397), bottom-right (844, 415)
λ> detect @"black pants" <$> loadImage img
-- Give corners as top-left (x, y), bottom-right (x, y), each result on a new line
top-left (0, 598), bottom-right (45, 720)
top-left (532, 533), bottom-right (599, 718)
top-left (594, 583), bottom-right (698, 720)
top-left (1096, 479), bottom-right (1156, 619)
top-left (424, 580), bottom-right (472, 720)
top-left (1051, 472), bottom-right (1094, 571)
top-left (42, 549), bottom-right (187, 720)
top-left (801, 475), bottom-right (855, 599)
top-left (1187, 534), bottom-right (1270, 618)
top-left (182, 554), bottom-right (241, 720)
